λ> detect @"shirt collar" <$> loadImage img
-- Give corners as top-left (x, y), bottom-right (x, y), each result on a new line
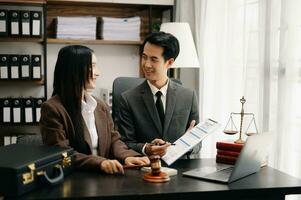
top-left (82, 91), bottom-right (97, 112)
top-left (147, 79), bottom-right (169, 97)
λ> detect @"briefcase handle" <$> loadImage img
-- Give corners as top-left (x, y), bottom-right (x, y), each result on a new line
top-left (37, 164), bottom-right (64, 186)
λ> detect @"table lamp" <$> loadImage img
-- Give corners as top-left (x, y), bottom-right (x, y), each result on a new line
top-left (159, 22), bottom-right (200, 78)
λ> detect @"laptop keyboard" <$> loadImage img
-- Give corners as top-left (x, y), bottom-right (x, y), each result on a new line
top-left (205, 166), bottom-right (234, 181)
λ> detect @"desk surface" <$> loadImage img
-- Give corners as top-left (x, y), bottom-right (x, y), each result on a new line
top-left (20, 159), bottom-right (301, 200)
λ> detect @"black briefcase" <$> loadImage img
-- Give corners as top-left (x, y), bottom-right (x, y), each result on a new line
top-left (0, 144), bottom-right (74, 197)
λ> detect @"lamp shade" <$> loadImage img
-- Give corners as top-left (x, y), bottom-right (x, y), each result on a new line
top-left (160, 22), bottom-right (200, 68)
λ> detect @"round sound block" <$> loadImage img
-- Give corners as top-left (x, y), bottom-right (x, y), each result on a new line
top-left (143, 172), bottom-right (170, 183)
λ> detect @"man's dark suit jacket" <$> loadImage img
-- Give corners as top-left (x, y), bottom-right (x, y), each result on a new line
top-left (118, 79), bottom-right (199, 154)
top-left (40, 96), bottom-right (140, 171)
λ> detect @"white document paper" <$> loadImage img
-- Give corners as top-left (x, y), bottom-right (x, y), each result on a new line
top-left (13, 107), bottom-right (21, 123)
top-left (11, 66), bottom-right (19, 79)
top-left (11, 22), bottom-right (19, 35)
top-left (25, 107), bottom-right (33, 123)
top-left (32, 20), bottom-right (40, 36)
top-left (11, 136), bottom-right (17, 144)
top-left (162, 118), bottom-right (221, 166)
top-left (4, 136), bottom-right (11, 146)
top-left (3, 107), bottom-right (10, 122)
top-left (36, 107), bottom-right (41, 122)
top-left (0, 66), bottom-right (8, 79)
top-left (33, 66), bottom-right (41, 79)
top-left (21, 65), bottom-right (29, 78)
top-left (0, 21), bottom-right (6, 32)
top-left (22, 22), bottom-right (30, 35)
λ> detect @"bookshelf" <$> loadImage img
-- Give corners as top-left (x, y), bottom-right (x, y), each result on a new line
top-left (0, 76), bottom-right (45, 85)
top-left (45, 0), bottom-right (174, 84)
top-left (47, 38), bottom-right (142, 46)
top-left (0, 1), bottom-right (47, 145)
top-left (46, 0), bottom-right (173, 44)
top-left (0, 38), bottom-right (44, 43)
top-left (0, 0), bottom-right (46, 5)
top-left (0, 0), bottom-right (174, 145)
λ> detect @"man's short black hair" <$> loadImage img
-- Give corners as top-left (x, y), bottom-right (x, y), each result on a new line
top-left (142, 31), bottom-right (180, 61)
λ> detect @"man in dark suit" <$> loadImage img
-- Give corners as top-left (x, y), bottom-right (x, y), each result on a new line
top-left (118, 32), bottom-right (200, 157)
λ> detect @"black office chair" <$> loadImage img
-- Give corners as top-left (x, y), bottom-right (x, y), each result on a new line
top-left (111, 76), bottom-right (182, 126)
top-left (112, 77), bottom-right (145, 125)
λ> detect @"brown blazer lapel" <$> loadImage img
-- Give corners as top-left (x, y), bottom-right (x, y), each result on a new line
top-left (82, 119), bottom-right (93, 154)
top-left (94, 106), bottom-right (108, 157)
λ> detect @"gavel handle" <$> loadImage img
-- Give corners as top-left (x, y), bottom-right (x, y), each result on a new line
top-left (123, 164), bottom-right (150, 169)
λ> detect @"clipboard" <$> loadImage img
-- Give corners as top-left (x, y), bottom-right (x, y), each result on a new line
top-left (162, 118), bottom-right (221, 166)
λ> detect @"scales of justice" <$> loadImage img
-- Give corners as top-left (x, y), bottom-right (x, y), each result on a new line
top-left (223, 96), bottom-right (258, 144)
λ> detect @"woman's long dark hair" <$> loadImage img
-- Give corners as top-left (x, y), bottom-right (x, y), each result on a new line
top-left (52, 45), bottom-right (93, 154)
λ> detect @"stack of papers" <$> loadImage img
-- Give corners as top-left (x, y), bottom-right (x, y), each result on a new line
top-left (56, 17), bottom-right (97, 40)
top-left (100, 16), bottom-right (141, 41)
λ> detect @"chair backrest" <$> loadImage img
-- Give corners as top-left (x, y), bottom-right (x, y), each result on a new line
top-left (112, 77), bottom-right (145, 124)
top-left (17, 134), bottom-right (43, 145)
top-left (111, 76), bottom-right (182, 126)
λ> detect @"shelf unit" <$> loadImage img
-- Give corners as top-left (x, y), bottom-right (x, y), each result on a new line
top-left (46, 0), bottom-right (174, 78)
top-left (0, 0), bottom-right (47, 145)
top-left (0, 76), bottom-right (45, 85)
top-left (47, 38), bottom-right (142, 45)
top-left (0, 0), bottom-right (46, 6)
top-left (0, 38), bottom-right (44, 42)
top-left (46, 0), bottom-right (173, 45)
top-left (0, 0), bottom-right (174, 145)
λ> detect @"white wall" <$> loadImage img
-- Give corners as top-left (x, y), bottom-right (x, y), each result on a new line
top-left (46, 44), bottom-right (140, 99)
top-left (180, 68), bottom-right (199, 97)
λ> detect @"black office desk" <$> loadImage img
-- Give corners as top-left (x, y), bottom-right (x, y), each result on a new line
top-left (19, 159), bottom-right (301, 200)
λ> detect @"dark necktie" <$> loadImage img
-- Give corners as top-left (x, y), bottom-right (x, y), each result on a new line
top-left (155, 91), bottom-right (165, 128)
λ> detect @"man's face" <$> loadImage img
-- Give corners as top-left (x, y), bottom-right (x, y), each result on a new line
top-left (141, 42), bottom-right (174, 82)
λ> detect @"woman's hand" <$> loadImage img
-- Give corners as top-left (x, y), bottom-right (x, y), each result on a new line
top-left (100, 159), bottom-right (124, 175)
top-left (124, 156), bottom-right (150, 166)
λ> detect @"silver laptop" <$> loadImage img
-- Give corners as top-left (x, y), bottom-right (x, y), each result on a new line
top-left (183, 133), bottom-right (272, 183)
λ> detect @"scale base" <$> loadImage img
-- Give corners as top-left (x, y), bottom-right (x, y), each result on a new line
top-left (234, 138), bottom-right (245, 144)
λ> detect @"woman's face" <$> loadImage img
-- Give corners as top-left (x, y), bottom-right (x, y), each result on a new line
top-left (85, 53), bottom-right (100, 90)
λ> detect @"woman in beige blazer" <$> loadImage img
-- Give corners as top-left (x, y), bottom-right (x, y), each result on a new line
top-left (40, 45), bottom-right (149, 174)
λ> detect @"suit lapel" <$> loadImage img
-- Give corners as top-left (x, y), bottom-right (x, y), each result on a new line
top-left (82, 119), bottom-right (93, 154)
top-left (141, 81), bottom-right (163, 134)
top-left (82, 103), bottom-right (108, 156)
top-left (94, 106), bottom-right (107, 157)
top-left (163, 81), bottom-right (177, 136)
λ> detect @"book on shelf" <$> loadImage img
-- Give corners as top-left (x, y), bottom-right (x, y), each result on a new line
top-left (216, 141), bottom-right (244, 152)
top-left (216, 154), bottom-right (237, 165)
